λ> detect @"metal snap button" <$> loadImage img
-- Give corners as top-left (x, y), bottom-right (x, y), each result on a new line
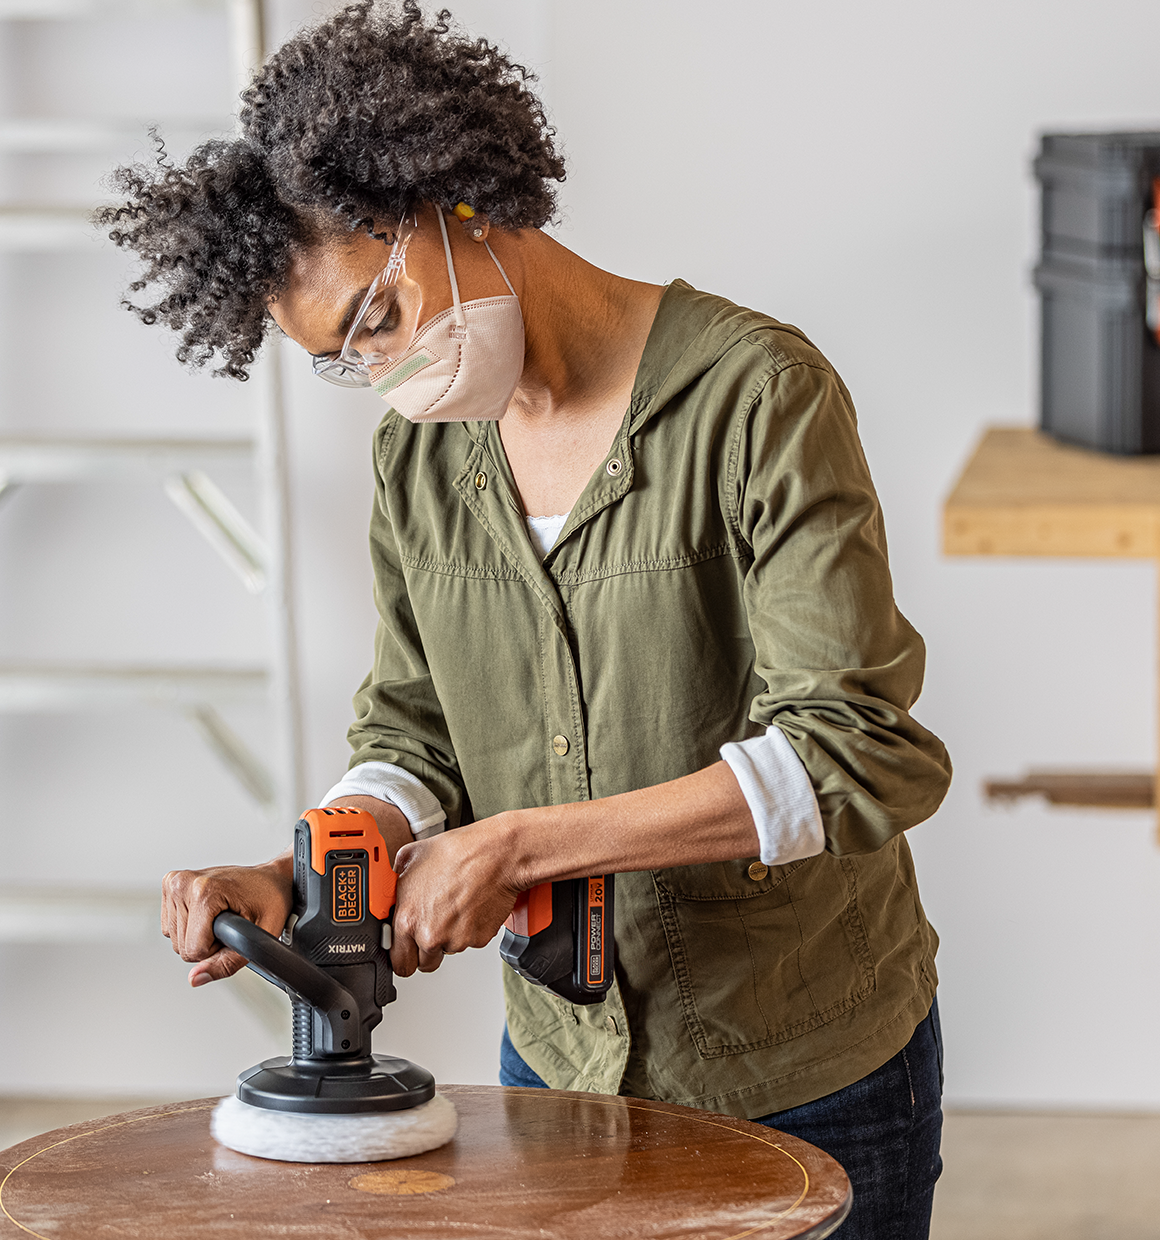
top-left (606, 458), bottom-right (623, 476)
top-left (552, 734), bottom-right (570, 756)
top-left (604, 1015), bottom-right (618, 1035)
top-left (474, 471), bottom-right (487, 490)
top-left (747, 862), bottom-right (769, 882)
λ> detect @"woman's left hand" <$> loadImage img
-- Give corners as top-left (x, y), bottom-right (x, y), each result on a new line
top-left (390, 816), bottom-right (523, 976)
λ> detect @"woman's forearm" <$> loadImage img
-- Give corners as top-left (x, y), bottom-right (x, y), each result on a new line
top-left (496, 760), bottom-right (760, 886)
top-left (387, 761), bottom-right (761, 975)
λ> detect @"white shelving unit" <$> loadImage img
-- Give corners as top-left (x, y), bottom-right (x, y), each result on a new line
top-left (0, 0), bottom-right (302, 995)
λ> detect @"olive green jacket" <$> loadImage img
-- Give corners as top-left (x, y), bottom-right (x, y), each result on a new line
top-left (348, 280), bottom-right (952, 1118)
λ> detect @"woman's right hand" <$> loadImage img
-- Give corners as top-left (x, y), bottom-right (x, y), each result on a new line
top-left (161, 851), bottom-right (294, 987)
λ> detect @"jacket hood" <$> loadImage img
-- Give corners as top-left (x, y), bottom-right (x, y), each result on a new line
top-left (629, 279), bottom-right (819, 433)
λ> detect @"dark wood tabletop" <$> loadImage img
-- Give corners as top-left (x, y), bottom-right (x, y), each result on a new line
top-left (0, 1084), bottom-right (851, 1239)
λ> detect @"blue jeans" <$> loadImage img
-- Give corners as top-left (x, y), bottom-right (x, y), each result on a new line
top-left (500, 999), bottom-right (943, 1240)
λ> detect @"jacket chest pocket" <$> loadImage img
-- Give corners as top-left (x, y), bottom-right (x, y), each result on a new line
top-left (653, 855), bottom-right (876, 1058)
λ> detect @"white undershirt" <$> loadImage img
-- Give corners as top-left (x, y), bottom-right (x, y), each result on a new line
top-left (321, 511), bottom-right (825, 866)
top-left (525, 513), bottom-right (569, 557)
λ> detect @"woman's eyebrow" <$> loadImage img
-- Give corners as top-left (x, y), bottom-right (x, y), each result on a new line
top-left (335, 284), bottom-right (373, 338)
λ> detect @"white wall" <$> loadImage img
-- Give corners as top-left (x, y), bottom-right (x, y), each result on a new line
top-left (3, 0), bottom-right (1160, 1109)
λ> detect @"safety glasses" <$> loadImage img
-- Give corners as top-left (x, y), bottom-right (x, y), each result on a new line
top-left (311, 220), bottom-right (420, 387)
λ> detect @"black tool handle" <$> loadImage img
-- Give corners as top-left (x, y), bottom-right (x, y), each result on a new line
top-left (213, 911), bottom-right (359, 1020)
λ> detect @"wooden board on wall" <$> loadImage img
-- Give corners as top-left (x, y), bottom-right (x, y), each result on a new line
top-left (943, 427), bottom-right (1160, 559)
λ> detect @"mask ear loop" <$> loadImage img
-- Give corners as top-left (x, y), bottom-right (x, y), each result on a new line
top-left (435, 208), bottom-right (467, 339)
top-left (483, 241), bottom-right (518, 299)
top-left (439, 205), bottom-right (520, 316)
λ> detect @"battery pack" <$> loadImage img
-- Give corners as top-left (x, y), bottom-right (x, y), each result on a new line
top-left (499, 875), bottom-right (615, 1005)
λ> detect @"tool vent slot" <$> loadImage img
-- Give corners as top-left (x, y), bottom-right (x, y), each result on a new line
top-left (291, 1000), bottom-right (313, 1059)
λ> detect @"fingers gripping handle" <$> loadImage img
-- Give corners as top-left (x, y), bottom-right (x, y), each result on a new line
top-left (212, 911), bottom-right (350, 1008)
top-left (212, 911), bottom-right (364, 1055)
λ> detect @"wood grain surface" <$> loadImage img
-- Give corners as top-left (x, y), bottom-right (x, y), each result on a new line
top-left (0, 1084), bottom-right (851, 1240)
top-left (943, 426), bottom-right (1160, 558)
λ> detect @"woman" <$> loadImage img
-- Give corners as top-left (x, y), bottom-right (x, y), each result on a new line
top-left (106, 3), bottom-right (952, 1234)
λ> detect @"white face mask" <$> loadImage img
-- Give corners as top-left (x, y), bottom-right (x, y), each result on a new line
top-left (369, 209), bottom-right (525, 423)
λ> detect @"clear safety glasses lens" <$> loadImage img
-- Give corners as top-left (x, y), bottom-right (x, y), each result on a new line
top-left (312, 223), bottom-right (419, 388)
top-left (311, 356), bottom-right (374, 387)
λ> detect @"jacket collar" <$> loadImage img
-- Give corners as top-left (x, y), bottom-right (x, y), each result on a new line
top-left (455, 279), bottom-right (783, 574)
top-left (626, 279), bottom-right (783, 434)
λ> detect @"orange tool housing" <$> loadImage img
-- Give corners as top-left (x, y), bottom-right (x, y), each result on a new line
top-left (303, 806), bottom-right (396, 920)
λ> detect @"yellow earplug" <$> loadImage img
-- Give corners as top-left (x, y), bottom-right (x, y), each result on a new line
top-left (452, 201), bottom-right (489, 241)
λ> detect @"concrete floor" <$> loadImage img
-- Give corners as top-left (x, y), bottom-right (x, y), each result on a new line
top-left (931, 1111), bottom-right (1160, 1240)
top-left (2, 1099), bottom-right (1158, 1236)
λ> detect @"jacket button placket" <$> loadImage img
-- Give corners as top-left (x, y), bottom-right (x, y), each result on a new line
top-left (541, 616), bottom-right (588, 804)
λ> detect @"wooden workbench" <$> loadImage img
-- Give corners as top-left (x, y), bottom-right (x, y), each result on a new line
top-left (943, 426), bottom-right (1160, 819)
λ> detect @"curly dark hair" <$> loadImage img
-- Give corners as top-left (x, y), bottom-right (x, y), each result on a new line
top-left (97, 0), bottom-right (565, 379)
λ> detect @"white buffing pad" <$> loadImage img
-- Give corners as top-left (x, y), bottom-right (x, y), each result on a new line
top-left (211, 1092), bottom-right (458, 1163)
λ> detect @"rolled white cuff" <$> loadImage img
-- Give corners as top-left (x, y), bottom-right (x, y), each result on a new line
top-left (720, 727), bottom-right (825, 865)
top-left (321, 762), bottom-right (447, 839)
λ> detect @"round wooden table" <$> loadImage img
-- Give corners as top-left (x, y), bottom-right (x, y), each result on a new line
top-left (0, 1084), bottom-right (851, 1239)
